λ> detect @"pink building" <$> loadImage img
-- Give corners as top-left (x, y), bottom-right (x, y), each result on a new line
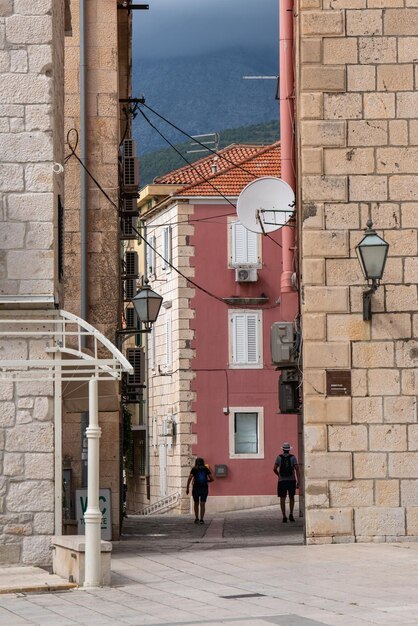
top-left (128, 143), bottom-right (299, 514)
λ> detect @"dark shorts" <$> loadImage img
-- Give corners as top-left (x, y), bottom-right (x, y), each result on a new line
top-left (277, 480), bottom-right (296, 498)
top-left (192, 486), bottom-right (208, 503)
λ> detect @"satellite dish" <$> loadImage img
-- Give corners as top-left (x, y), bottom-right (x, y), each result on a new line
top-left (236, 177), bottom-right (295, 234)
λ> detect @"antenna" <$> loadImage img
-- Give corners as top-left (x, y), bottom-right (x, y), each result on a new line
top-left (187, 132), bottom-right (220, 155)
top-left (236, 177), bottom-right (295, 234)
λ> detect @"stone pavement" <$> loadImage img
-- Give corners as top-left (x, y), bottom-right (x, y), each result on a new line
top-left (1, 506), bottom-right (418, 625)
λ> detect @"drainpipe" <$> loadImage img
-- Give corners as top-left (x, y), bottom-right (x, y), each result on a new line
top-left (80, 0), bottom-right (87, 325)
top-left (279, 0), bottom-right (295, 294)
top-left (79, 0), bottom-right (89, 488)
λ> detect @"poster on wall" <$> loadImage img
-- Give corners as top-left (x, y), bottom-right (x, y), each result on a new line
top-left (76, 488), bottom-right (112, 541)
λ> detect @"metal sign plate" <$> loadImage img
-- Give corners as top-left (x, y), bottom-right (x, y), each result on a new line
top-left (326, 370), bottom-right (352, 396)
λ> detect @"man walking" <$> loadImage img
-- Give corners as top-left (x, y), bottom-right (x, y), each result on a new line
top-left (273, 442), bottom-right (299, 523)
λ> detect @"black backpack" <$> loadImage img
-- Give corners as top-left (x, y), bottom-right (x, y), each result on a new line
top-left (279, 454), bottom-right (294, 478)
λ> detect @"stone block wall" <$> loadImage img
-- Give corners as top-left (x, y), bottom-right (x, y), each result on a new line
top-left (297, 3), bottom-right (418, 543)
top-left (63, 0), bottom-right (129, 538)
top-left (0, 1), bottom-right (64, 564)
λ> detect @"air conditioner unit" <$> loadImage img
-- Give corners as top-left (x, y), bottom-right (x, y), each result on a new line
top-left (270, 322), bottom-right (297, 367)
top-left (125, 306), bottom-right (138, 331)
top-left (122, 196), bottom-right (139, 215)
top-left (123, 251), bottom-right (139, 278)
top-left (122, 139), bottom-right (139, 190)
top-left (235, 267), bottom-right (258, 282)
top-left (121, 214), bottom-right (138, 240)
top-left (123, 278), bottom-right (137, 301)
top-left (126, 347), bottom-right (145, 387)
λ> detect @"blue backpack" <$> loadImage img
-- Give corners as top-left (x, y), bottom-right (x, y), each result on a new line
top-left (195, 467), bottom-right (207, 485)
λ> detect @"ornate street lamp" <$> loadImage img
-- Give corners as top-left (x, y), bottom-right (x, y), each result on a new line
top-left (355, 219), bottom-right (389, 321)
top-left (131, 280), bottom-right (163, 331)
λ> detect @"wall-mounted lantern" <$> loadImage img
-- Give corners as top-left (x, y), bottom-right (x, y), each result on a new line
top-left (355, 219), bottom-right (389, 321)
top-left (131, 281), bottom-right (163, 331)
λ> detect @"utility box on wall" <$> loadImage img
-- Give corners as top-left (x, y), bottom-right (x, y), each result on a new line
top-left (278, 370), bottom-right (300, 414)
top-left (271, 322), bottom-right (296, 367)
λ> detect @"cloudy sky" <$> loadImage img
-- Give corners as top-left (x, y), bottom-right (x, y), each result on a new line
top-left (133, 0), bottom-right (278, 58)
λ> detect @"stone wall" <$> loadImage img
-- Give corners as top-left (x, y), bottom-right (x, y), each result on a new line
top-left (63, 1), bottom-right (129, 537)
top-left (297, 2), bottom-right (418, 543)
top-left (0, 0), bottom-right (64, 565)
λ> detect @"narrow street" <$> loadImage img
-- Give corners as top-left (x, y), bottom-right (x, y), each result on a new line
top-left (115, 505), bottom-right (304, 555)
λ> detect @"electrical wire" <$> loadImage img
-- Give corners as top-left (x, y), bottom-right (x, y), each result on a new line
top-left (64, 128), bottom-right (281, 311)
top-left (139, 101), bottom-right (263, 178)
top-left (133, 224), bottom-right (280, 310)
top-left (138, 108), bottom-right (238, 209)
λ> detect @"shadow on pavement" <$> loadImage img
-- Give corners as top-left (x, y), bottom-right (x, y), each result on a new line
top-left (114, 505), bottom-right (304, 555)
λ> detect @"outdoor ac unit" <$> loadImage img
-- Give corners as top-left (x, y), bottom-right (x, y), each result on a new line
top-left (123, 251), bottom-right (139, 278)
top-left (122, 139), bottom-right (139, 190)
top-left (121, 214), bottom-right (138, 240)
top-left (270, 321), bottom-right (297, 367)
top-left (126, 347), bottom-right (145, 387)
top-left (235, 267), bottom-right (258, 282)
top-left (123, 278), bottom-right (137, 301)
top-left (125, 306), bottom-right (138, 331)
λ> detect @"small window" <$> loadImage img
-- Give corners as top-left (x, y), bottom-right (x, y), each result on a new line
top-left (161, 226), bottom-right (171, 272)
top-left (230, 220), bottom-right (260, 267)
top-left (229, 310), bottom-right (262, 368)
top-left (229, 407), bottom-right (264, 459)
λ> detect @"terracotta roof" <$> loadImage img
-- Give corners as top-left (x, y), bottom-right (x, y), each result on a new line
top-left (176, 142), bottom-right (281, 197)
top-left (154, 144), bottom-right (275, 186)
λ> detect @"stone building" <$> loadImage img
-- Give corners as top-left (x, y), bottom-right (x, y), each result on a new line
top-left (297, 3), bottom-right (418, 543)
top-left (0, 0), bottom-right (133, 565)
top-left (0, 0), bottom-right (65, 566)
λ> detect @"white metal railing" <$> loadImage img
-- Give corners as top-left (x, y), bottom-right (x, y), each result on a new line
top-left (134, 492), bottom-right (180, 515)
top-left (0, 309), bottom-right (132, 381)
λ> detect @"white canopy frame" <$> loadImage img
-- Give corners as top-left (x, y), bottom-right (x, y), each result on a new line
top-left (0, 309), bottom-right (133, 587)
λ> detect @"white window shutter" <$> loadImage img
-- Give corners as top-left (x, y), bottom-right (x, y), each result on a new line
top-left (233, 314), bottom-right (246, 364)
top-left (161, 226), bottom-right (171, 271)
top-left (147, 235), bottom-right (156, 276)
top-left (246, 314), bottom-right (258, 363)
top-left (165, 310), bottom-right (172, 369)
top-left (231, 312), bottom-right (260, 365)
top-left (232, 221), bottom-right (258, 265)
top-left (247, 230), bottom-right (259, 265)
top-left (232, 222), bottom-right (247, 265)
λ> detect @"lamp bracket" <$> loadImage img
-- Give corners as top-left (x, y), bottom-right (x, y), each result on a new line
top-left (362, 282), bottom-right (378, 322)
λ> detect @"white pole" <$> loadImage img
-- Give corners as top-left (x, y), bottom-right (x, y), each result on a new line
top-left (54, 351), bottom-right (62, 534)
top-left (84, 378), bottom-right (102, 587)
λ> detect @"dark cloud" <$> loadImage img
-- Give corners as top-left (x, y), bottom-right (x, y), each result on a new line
top-left (133, 0), bottom-right (278, 58)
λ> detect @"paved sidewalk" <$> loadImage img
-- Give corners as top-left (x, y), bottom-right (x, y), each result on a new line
top-left (1, 507), bottom-right (418, 625)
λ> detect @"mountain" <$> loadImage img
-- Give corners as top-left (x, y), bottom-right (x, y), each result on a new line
top-left (132, 47), bottom-right (279, 156)
top-left (139, 119), bottom-right (279, 186)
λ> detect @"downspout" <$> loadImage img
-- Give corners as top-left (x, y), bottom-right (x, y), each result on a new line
top-left (80, 0), bottom-right (87, 327)
top-left (80, 0), bottom-right (89, 488)
top-left (279, 0), bottom-right (296, 294)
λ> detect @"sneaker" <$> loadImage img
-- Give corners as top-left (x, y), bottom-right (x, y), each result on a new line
top-left (289, 514), bottom-right (295, 522)
top-left (194, 519), bottom-right (199, 524)
top-left (199, 519), bottom-right (205, 524)
top-left (282, 516), bottom-right (288, 523)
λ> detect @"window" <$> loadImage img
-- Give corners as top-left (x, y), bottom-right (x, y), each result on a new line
top-left (161, 226), bottom-right (171, 272)
top-left (230, 220), bottom-right (260, 267)
top-left (229, 407), bottom-right (264, 459)
top-left (229, 310), bottom-right (262, 368)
